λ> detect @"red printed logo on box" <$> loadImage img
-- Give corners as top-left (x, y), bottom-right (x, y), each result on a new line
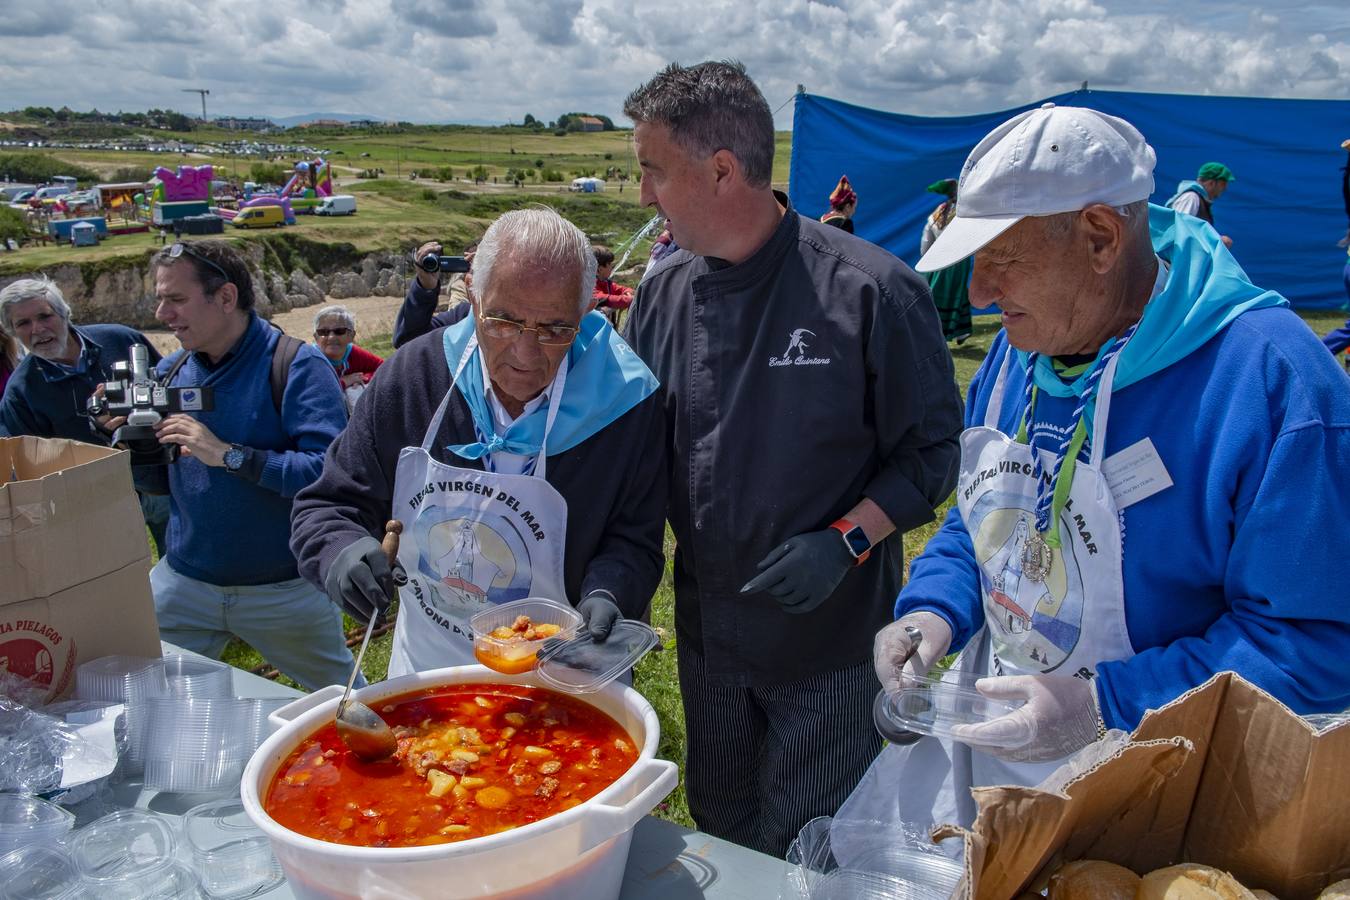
top-left (0, 621), bottom-right (77, 701)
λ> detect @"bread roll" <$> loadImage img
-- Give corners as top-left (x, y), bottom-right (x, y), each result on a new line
top-left (1139, 864), bottom-right (1258, 900)
top-left (1318, 880), bottom-right (1350, 900)
top-left (1047, 860), bottom-right (1141, 900)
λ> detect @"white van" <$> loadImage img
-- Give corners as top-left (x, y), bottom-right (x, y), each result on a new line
top-left (316, 194), bottom-right (357, 216)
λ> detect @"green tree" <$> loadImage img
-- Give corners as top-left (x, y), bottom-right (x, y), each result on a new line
top-left (523, 114), bottom-right (537, 127)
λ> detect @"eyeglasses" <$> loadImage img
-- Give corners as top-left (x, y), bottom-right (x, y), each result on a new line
top-left (476, 310), bottom-right (577, 346)
top-left (168, 242), bottom-right (231, 284)
top-left (314, 327), bottom-right (352, 338)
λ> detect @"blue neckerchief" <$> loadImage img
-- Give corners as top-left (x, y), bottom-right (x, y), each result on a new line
top-left (1165, 180), bottom-right (1209, 209)
top-left (442, 310), bottom-right (658, 461)
top-left (1015, 204), bottom-right (1288, 433)
top-left (322, 343), bottom-right (352, 372)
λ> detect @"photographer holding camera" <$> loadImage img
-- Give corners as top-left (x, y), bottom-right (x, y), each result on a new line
top-left (147, 240), bottom-right (360, 692)
top-left (391, 240), bottom-right (475, 348)
top-left (0, 276), bottom-right (170, 555)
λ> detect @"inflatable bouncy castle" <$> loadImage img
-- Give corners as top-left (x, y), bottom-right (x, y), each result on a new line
top-left (149, 165), bottom-right (213, 225)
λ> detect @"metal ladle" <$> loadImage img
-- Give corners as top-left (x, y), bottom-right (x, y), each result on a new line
top-left (334, 520), bottom-right (404, 762)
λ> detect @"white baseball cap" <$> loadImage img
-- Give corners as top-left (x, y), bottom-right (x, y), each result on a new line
top-left (915, 103), bottom-right (1156, 273)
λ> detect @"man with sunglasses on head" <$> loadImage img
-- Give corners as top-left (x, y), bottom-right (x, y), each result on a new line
top-left (292, 207), bottom-right (666, 677)
top-left (148, 240), bottom-right (359, 691)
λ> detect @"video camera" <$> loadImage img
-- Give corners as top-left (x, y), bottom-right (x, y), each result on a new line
top-left (86, 344), bottom-right (214, 466)
top-left (416, 252), bottom-right (471, 275)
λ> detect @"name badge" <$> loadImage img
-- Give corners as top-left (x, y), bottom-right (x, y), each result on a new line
top-left (1102, 437), bottom-right (1172, 509)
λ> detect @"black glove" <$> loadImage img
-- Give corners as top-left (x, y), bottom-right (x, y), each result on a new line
top-left (578, 591), bottom-right (622, 642)
top-left (740, 529), bottom-right (855, 614)
top-left (324, 536), bottom-right (398, 625)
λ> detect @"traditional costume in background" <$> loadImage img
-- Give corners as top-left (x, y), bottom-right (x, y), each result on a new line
top-left (921, 179), bottom-right (972, 343)
top-left (820, 175), bottom-right (856, 233)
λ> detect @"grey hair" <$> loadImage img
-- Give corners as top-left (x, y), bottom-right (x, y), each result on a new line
top-left (473, 207), bottom-right (596, 315)
top-left (0, 276), bottom-right (71, 336)
top-left (623, 60), bottom-right (775, 189)
top-left (313, 304), bottom-right (357, 333)
top-left (1038, 200), bottom-right (1150, 241)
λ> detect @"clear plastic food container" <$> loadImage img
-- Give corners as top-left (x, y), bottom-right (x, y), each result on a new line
top-left (536, 620), bottom-right (659, 693)
top-left (73, 655), bottom-right (169, 773)
top-left (0, 794), bottom-right (75, 855)
top-left (143, 697), bottom-right (261, 793)
top-left (469, 598), bottom-right (582, 675)
top-left (183, 799), bottom-right (284, 899)
top-left (68, 809), bottom-right (178, 900)
top-left (874, 673), bottom-right (1030, 748)
top-left (161, 654), bottom-right (233, 699)
top-left (782, 815), bottom-right (964, 900)
top-left (0, 844), bottom-right (84, 900)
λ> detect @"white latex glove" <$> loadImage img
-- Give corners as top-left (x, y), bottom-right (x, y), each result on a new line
top-left (948, 674), bottom-right (1103, 763)
top-left (872, 611), bottom-right (953, 694)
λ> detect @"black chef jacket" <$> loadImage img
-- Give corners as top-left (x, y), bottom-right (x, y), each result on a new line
top-left (624, 194), bottom-right (963, 686)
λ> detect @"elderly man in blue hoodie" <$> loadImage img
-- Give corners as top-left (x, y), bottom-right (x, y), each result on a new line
top-left (870, 104), bottom-right (1350, 828)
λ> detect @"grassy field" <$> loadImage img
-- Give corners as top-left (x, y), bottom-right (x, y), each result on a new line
top-left (216, 308), bottom-right (1349, 831)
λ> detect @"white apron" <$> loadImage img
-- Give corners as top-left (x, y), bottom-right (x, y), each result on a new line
top-left (386, 338), bottom-right (569, 678)
top-left (838, 343), bottom-right (1136, 835)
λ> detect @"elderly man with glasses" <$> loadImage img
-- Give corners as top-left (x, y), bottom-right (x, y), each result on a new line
top-left (147, 239), bottom-right (357, 692)
top-left (0, 275), bottom-right (170, 554)
top-left (292, 207), bottom-right (667, 677)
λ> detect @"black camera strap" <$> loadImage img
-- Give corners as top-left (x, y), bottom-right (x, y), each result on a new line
top-left (162, 330), bottom-right (303, 413)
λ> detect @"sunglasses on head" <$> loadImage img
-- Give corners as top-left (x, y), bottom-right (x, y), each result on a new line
top-left (314, 327), bottom-right (352, 338)
top-left (168, 242), bottom-right (231, 284)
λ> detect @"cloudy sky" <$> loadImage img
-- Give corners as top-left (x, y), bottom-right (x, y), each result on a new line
top-left (1, 0), bottom-right (1345, 126)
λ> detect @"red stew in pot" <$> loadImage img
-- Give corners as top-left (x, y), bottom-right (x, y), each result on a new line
top-left (264, 684), bottom-right (638, 847)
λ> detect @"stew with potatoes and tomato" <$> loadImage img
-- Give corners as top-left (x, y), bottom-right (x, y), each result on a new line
top-left (264, 684), bottom-right (637, 847)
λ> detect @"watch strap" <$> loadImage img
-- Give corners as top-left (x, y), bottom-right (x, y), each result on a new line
top-left (829, 518), bottom-right (871, 566)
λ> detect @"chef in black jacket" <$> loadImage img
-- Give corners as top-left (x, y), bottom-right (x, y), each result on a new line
top-left (622, 61), bottom-right (964, 856)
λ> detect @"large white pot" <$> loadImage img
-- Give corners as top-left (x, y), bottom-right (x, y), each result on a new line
top-left (240, 665), bottom-right (678, 900)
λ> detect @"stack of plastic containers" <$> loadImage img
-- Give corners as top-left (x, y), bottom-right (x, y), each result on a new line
top-left (162, 654), bottom-right (234, 699)
top-left (183, 799), bottom-right (284, 899)
top-left (143, 696), bottom-right (288, 793)
top-left (73, 656), bottom-right (169, 775)
top-left (0, 795), bottom-right (74, 857)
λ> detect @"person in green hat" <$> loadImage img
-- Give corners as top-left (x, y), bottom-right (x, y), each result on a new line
top-left (1166, 162), bottom-right (1235, 247)
top-left (920, 178), bottom-right (972, 343)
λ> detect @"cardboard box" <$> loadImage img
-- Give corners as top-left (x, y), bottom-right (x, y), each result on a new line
top-left (1, 437), bottom-right (161, 702)
top-left (937, 673), bottom-right (1350, 900)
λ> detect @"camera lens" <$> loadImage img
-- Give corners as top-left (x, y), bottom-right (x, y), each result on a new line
top-left (418, 253), bottom-right (440, 274)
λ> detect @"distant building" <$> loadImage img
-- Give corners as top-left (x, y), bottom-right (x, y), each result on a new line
top-left (215, 116), bottom-right (274, 132)
top-left (300, 119), bottom-right (345, 129)
top-left (577, 116), bottom-right (605, 132)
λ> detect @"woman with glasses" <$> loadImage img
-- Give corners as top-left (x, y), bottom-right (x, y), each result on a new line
top-left (311, 305), bottom-right (383, 412)
top-left (292, 207), bottom-right (668, 678)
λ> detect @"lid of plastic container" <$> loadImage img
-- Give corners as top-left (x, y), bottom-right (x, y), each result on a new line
top-left (874, 675), bottom-right (1030, 748)
top-left (0, 795), bottom-right (74, 833)
top-left (535, 620), bottom-right (658, 693)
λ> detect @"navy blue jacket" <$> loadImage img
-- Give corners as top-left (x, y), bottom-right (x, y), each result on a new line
top-left (393, 280), bottom-right (470, 349)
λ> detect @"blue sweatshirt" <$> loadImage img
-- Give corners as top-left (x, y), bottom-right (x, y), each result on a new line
top-left (157, 313), bottom-right (346, 586)
top-left (899, 293), bottom-right (1350, 732)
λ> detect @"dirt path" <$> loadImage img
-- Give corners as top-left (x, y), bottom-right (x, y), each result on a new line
top-left (142, 293), bottom-right (408, 356)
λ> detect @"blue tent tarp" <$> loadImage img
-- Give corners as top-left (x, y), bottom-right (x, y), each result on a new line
top-left (789, 89), bottom-right (1350, 310)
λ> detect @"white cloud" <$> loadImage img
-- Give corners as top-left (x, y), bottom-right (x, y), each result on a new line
top-left (0, 0), bottom-right (1344, 124)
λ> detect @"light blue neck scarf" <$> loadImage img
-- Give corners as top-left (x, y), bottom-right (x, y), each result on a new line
top-left (1015, 204), bottom-right (1288, 432)
top-left (322, 343), bottom-right (352, 372)
top-left (442, 310), bottom-right (658, 461)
